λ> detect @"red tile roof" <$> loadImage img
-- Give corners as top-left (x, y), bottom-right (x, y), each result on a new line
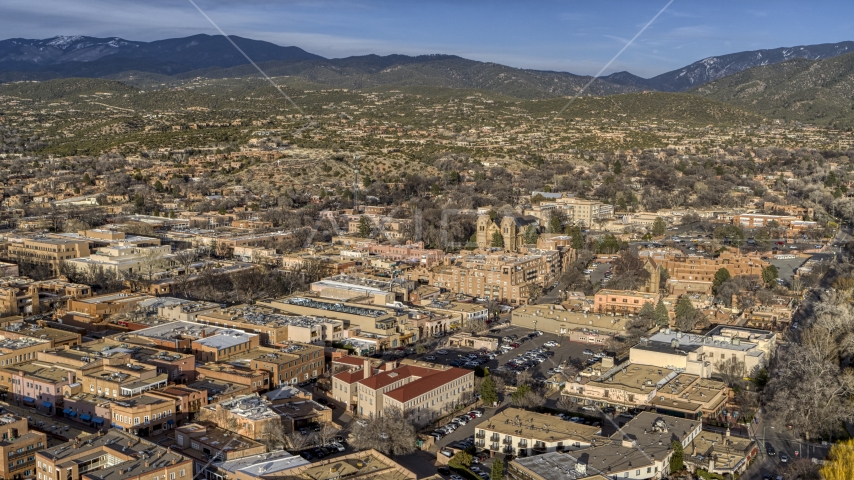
top-left (383, 367), bottom-right (471, 403)
top-left (333, 370), bottom-right (365, 385)
top-left (356, 365), bottom-right (435, 391)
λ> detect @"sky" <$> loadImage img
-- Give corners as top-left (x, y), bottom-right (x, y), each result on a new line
top-left (3, 0), bottom-right (854, 77)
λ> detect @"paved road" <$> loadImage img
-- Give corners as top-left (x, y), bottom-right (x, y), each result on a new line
top-left (394, 398), bottom-right (511, 479)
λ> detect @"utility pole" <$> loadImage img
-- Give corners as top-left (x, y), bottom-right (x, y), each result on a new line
top-left (353, 154), bottom-right (360, 214)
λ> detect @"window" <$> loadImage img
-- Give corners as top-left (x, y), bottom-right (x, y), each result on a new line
top-left (180, 470), bottom-right (185, 477)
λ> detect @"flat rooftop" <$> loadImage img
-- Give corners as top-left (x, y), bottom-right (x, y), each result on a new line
top-left (480, 408), bottom-right (602, 443)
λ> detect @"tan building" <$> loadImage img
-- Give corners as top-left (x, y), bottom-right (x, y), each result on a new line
top-left (35, 430), bottom-right (192, 480)
top-left (511, 305), bottom-right (630, 345)
top-left (5, 237), bottom-right (90, 274)
top-left (260, 297), bottom-right (406, 348)
top-left (225, 344), bottom-right (326, 388)
top-left (475, 408), bottom-right (602, 457)
top-left (0, 413), bottom-right (47, 480)
top-left (510, 412), bottom-right (702, 480)
top-left (410, 250), bottom-right (561, 305)
top-left (110, 393), bottom-right (175, 436)
top-left (195, 305), bottom-right (344, 346)
top-left (658, 251), bottom-right (767, 294)
top-left (0, 278), bottom-right (91, 316)
top-left (563, 364), bottom-right (728, 420)
top-left (733, 213), bottom-right (799, 228)
top-left (593, 290), bottom-right (661, 315)
top-left (475, 214), bottom-right (540, 251)
top-left (61, 293), bottom-right (152, 325)
top-left (199, 393), bottom-right (331, 439)
top-left (554, 197), bottom-right (614, 227)
top-left (355, 363), bottom-right (473, 425)
top-left (629, 326), bottom-right (775, 379)
top-left (174, 423), bottom-right (265, 463)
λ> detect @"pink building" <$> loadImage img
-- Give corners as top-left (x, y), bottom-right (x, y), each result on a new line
top-left (8, 364), bottom-right (75, 414)
top-left (365, 241), bottom-right (445, 267)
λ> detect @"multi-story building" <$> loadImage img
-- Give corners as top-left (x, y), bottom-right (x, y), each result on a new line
top-left (53, 229), bottom-right (161, 249)
top-left (562, 362), bottom-right (728, 419)
top-left (0, 336), bottom-right (51, 371)
top-left (0, 277), bottom-right (92, 316)
top-left (0, 413), bottom-right (47, 480)
top-left (658, 251), bottom-right (767, 295)
top-left (194, 305), bottom-right (344, 346)
top-left (64, 244), bottom-right (174, 278)
top-left (509, 413), bottom-right (703, 480)
top-left (410, 250), bottom-right (561, 305)
top-left (762, 202), bottom-right (814, 220)
top-left (35, 430), bottom-right (192, 480)
top-left (475, 408), bottom-right (602, 457)
top-left (593, 290), bottom-right (661, 315)
top-left (554, 197), bottom-right (614, 227)
top-left (630, 326), bottom-right (775, 379)
top-left (225, 344), bottom-right (326, 388)
top-left (199, 393), bottom-right (330, 439)
top-left (732, 213), bottom-right (799, 228)
top-left (260, 297), bottom-right (406, 348)
top-left (174, 423), bottom-right (265, 465)
top-left (362, 240), bottom-right (445, 267)
top-left (4, 237), bottom-right (90, 274)
top-left (109, 393), bottom-right (175, 436)
top-left (475, 214), bottom-right (540, 252)
top-left (511, 305), bottom-right (630, 346)
top-left (6, 363), bottom-right (74, 414)
top-left (60, 293), bottom-right (152, 325)
top-left (354, 362), bottom-right (473, 424)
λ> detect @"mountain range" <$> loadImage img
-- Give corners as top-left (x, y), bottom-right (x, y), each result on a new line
top-left (2, 34), bottom-right (854, 100)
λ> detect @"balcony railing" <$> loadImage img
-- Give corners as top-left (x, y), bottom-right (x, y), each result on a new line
top-left (475, 432), bottom-right (486, 439)
top-left (490, 435), bottom-right (500, 442)
top-left (502, 447), bottom-right (514, 455)
top-left (532, 444), bottom-right (547, 452)
top-left (502, 438), bottom-right (513, 445)
top-left (517, 441), bottom-right (528, 448)
top-left (475, 440), bottom-right (485, 448)
top-left (489, 443), bottom-right (499, 451)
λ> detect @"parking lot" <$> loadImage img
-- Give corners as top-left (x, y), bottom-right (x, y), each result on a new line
top-left (415, 324), bottom-right (607, 385)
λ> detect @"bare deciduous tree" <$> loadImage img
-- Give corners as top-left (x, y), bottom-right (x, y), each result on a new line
top-left (348, 407), bottom-right (417, 456)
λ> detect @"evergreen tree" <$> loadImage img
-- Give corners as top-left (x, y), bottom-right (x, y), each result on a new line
top-left (652, 217), bottom-right (666, 236)
top-left (358, 216), bottom-right (372, 238)
top-left (480, 373), bottom-right (498, 406)
top-left (490, 231), bottom-right (504, 248)
top-left (549, 213), bottom-right (563, 233)
top-left (613, 159), bottom-right (622, 175)
top-left (675, 296), bottom-right (695, 319)
top-left (654, 298), bottom-right (670, 326)
top-left (565, 225), bottom-right (584, 250)
top-left (762, 265), bottom-right (779, 285)
top-left (670, 440), bottom-right (684, 472)
top-left (491, 458), bottom-right (504, 480)
top-left (523, 225), bottom-right (539, 245)
top-left (713, 268), bottom-right (731, 293)
top-left (637, 302), bottom-right (656, 324)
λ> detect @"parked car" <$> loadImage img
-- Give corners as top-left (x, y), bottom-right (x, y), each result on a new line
top-left (582, 349), bottom-right (594, 356)
top-left (425, 355), bottom-right (436, 361)
top-left (437, 350), bottom-right (448, 355)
